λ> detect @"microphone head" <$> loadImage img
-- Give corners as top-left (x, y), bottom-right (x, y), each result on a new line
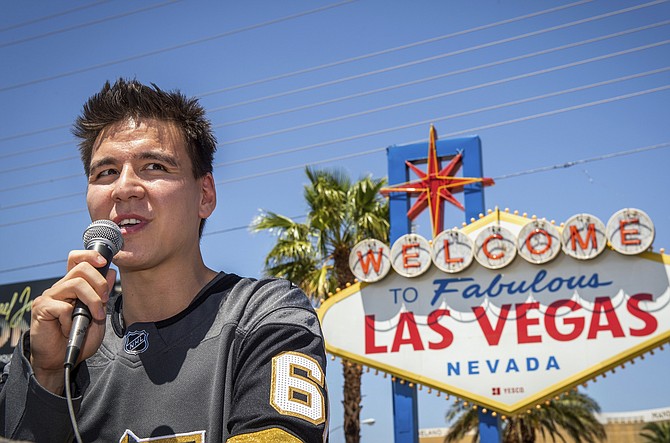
top-left (83, 220), bottom-right (124, 255)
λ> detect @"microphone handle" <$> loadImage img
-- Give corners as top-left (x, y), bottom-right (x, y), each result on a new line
top-left (64, 241), bottom-right (115, 368)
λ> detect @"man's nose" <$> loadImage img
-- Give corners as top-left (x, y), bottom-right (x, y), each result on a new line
top-left (111, 165), bottom-right (145, 201)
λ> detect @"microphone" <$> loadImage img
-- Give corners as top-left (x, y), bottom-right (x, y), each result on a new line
top-left (64, 220), bottom-right (124, 368)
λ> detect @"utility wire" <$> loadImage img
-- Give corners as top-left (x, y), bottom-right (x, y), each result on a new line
top-left (0, 208), bottom-right (87, 228)
top-left (4, 55), bottom-right (666, 187)
top-left (1, 141), bottom-right (667, 274)
top-left (0, 0), bottom-right (111, 33)
top-left (0, 129), bottom-right (70, 147)
top-left (1, 191), bottom-right (83, 211)
top-left (205, 1), bottom-right (669, 112)
top-left (0, 173), bottom-right (83, 194)
top-left (0, 214), bottom-right (308, 273)
top-left (0, 259), bottom-right (67, 274)
top-left (218, 49), bottom-right (670, 147)
top-left (0, 0), bottom-right (358, 93)
top-left (2, 68), bottom-right (668, 203)
top-left (4, 18), bottom-right (667, 165)
top-left (213, 20), bottom-right (670, 126)
top-left (215, 85), bottom-right (670, 184)
top-left (0, 0), bottom-right (620, 143)
top-left (0, 138), bottom-right (71, 157)
top-left (196, 0), bottom-right (594, 98)
top-left (492, 142), bottom-right (670, 181)
top-left (214, 68), bottom-right (670, 168)
top-left (0, 155), bottom-right (78, 175)
top-left (0, 131), bottom-right (670, 229)
top-left (203, 214), bottom-right (307, 237)
top-left (0, 0), bottom-right (184, 49)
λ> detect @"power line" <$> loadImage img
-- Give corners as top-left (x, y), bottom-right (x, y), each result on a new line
top-left (1, 191), bottom-right (83, 210)
top-left (196, 0), bottom-right (594, 98)
top-left (0, 0), bottom-right (111, 33)
top-left (2, 128), bottom-right (668, 237)
top-left (0, 0), bottom-right (359, 93)
top-left (2, 70), bottom-right (668, 206)
top-left (0, 0), bottom-right (615, 143)
top-left (0, 129), bottom-right (71, 146)
top-left (218, 50), bottom-right (670, 148)
top-left (203, 214), bottom-right (307, 237)
top-left (0, 259), bottom-right (66, 274)
top-left (4, 18), bottom-right (667, 166)
top-left (493, 142), bottom-right (670, 181)
top-left (1, 141), bottom-right (667, 274)
top-left (205, 1), bottom-right (669, 113)
top-left (0, 155), bottom-right (78, 175)
top-left (443, 85), bottom-right (670, 136)
top-left (213, 21), bottom-right (670, 128)
top-left (214, 68), bottom-right (670, 168)
top-left (218, 147), bottom-right (387, 185)
top-left (0, 214), bottom-right (308, 274)
top-left (0, 140), bottom-right (73, 161)
top-left (0, 208), bottom-right (86, 228)
top-left (0, 140), bottom-right (72, 161)
top-left (213, 86), bottom-right (669, 184)
top-left (0, 173), bottom-right (82, 194)
top-left (0, 0), bottom-right (184, 49)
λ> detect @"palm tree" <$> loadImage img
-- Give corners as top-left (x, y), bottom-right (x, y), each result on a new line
top-left (251, 167), bottom-right (389, 443)
top-left (640, 421), bottom-right (670, 443)
top-left (444, 390), bottom-right (606, 443)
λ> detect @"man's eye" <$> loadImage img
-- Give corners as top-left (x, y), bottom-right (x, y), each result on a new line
top-left (146, 163), bottom-right (167, 171)
top-left (97, 169), bottom-right (118, 178)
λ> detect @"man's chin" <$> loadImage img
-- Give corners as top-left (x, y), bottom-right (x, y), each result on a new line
top-left (113, 253), bottom-right (146, 272)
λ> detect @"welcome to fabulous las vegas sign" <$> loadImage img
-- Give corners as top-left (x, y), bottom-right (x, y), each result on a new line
top-left (319, 207), bottom-right (670, 415)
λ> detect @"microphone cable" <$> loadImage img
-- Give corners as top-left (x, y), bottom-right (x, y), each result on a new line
top-left (61, 220), bottom-right (123, 443)
top-left (65, 364), bottom-right (84, 443)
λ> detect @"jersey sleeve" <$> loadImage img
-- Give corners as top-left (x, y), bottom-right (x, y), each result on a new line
top-left (226, 282), bottom-right (329, 443)
top-left (0, 332), bottom-right (77, 441)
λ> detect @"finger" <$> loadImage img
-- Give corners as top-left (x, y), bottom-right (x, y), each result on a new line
top-left (66, 249), bottom-right (107, 273)
top-left (31, 295), bottom-right (74, 337)
top-left (46, 275), bottom-right (108, 321)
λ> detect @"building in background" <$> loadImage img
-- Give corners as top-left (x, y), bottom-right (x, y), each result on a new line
top-left (419, 406), bottom-right (670, 443)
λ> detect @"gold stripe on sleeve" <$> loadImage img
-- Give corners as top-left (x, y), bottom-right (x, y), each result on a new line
top-left (227, 428), bottom-right (303, 443)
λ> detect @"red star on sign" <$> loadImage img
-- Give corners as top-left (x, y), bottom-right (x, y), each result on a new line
top-left (380, 126), bottom-right (495, 237)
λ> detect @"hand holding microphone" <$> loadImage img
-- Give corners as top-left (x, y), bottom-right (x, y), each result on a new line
top-left (28, 220), bottom-right (122, 393)
top-left (64, 220), bottom-right (124, 368)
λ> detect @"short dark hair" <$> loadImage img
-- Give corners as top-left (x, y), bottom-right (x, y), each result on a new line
top-left (74, 78), bottom-right (217, 236)
top-left (74, 78), bottom-right (217, 177)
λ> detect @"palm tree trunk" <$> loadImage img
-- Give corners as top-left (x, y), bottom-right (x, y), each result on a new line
top-left (342, 361), bottom-right (362, 443)
top-left (504, 418), bottom-right (536, 443)
top-left (334, 246), bottom-right (362, 443)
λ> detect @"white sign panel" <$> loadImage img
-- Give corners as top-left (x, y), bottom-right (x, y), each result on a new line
top-left (319, 210), bottom-right (669, 414)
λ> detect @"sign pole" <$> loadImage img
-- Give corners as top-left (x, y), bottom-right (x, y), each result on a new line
top-left (386, 134), bottom-right (500, 443)
top-left (388, 142), bottom-right (418, 443)
top-left (479, 410), bottom-right (502, 443)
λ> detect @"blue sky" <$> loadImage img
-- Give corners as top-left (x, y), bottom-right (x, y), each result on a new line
top-left (1, 1), bottom-right (669, 441)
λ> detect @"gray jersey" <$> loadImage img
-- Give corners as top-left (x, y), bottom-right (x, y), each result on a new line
top-left (1, 273), bottom-right (329, 442)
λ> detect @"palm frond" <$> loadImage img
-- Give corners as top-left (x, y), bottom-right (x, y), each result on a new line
top-left (250, 211), bottom-right (306, 235)
top-left (445, 390), bottom-right (605, 443)
top-left (640, 421), bottom-right (670, 443)
top-left (254, 167), bottom-right (390, 302)
top-left (444, 405), bottom-right (479, 443)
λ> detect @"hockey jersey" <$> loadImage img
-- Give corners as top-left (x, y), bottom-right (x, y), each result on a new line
top-left (0, 272), bottom-right (329, 442)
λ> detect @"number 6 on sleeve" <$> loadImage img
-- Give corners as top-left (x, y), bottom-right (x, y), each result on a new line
top-left (270, 351), bottom-right (326, 425)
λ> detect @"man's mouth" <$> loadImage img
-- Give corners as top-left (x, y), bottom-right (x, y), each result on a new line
top-left (118, 218), bottom-right (142, 228)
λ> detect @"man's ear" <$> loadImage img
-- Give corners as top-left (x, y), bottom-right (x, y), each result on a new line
top-left (199, 173), bottom-right (217, 219)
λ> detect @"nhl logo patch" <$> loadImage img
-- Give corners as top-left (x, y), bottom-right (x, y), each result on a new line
top-left (124, 330), bottom-right (149, 355)
top-left (119, 429), bottom-right (205, 442)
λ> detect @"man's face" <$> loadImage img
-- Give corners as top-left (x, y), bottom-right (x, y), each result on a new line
top-left (86, 118), bottom-right (216, 272)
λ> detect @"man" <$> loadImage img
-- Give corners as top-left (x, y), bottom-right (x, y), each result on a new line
top-left (0, 79), bottom-right (329, 442)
